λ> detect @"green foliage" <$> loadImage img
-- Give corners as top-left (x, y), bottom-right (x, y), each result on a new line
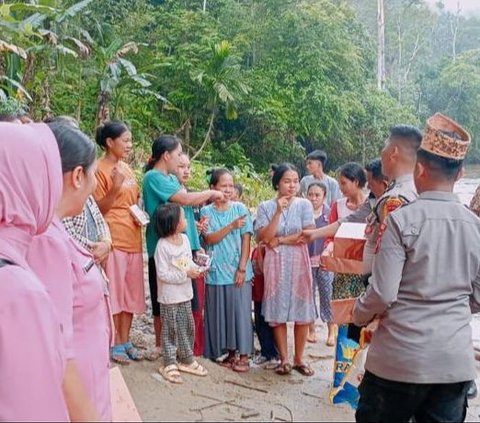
top-left (0, 96), bottom-right (26, 115)
top-left (1, 0), bottom-right (479, 178)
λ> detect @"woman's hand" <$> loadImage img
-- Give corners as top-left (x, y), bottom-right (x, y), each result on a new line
top-left (319, 243), bottom-right (334, 270)
top-left (209, 190), bottom-right (224, 201)
top-left (275, 196), bottom-right (290, 214)
top-left (301, 229), bottom-right (317, 243)
top-left (230, 215), bottom-right (246, 230)
top-left (111, 166), bottom-right (126, 190)
top-left (266, 237), bottom-right (280, 249)
top-left (90, 241), bottom-right (111, 264)
top-left (196, 217), bottom-right (209, 234)
top-left (234, 269), bottom-right (246, 287)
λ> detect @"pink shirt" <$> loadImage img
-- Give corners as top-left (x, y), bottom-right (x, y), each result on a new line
top-left (0, 122), bottom-right (68, 420)
top-left (0, 264), bottom-right (69, 421)
top-left (28, 218), bottom-right (112, 421)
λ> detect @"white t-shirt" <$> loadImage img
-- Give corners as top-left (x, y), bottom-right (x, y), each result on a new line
top-left (154, 234), bottom-right (194, 305)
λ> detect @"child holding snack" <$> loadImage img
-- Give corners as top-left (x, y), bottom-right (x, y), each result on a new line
top-left (154, 203), bottom-right (208, 384)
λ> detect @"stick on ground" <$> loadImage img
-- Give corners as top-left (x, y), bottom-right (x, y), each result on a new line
top-left (225, 378), bottom-right (268, 394)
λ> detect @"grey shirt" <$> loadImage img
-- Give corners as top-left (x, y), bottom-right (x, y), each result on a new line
top-left (342, 174), bottom-right (418, 274)
top-left (299, 174), bottom-right (341, 207)
top-left (354, 191), bottom-right (480, 384)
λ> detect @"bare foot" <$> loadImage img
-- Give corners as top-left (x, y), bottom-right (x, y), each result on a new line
top-left (307, 332), bottom-right (318, 343)
top-left (326, 335), bottom-right (335, 347)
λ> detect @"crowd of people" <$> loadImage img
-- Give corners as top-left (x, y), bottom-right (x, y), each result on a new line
top-left (1, 109), bottom-right (480, 423)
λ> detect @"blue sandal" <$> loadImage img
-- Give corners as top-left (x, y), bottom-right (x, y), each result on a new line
top-left (111, 344), bottom-right (130, 365)
top-left (124, 342), bottom-right (144, 361)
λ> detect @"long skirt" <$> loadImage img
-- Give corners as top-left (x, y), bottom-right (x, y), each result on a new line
top-left (204, 282), bottom-right (254, 359)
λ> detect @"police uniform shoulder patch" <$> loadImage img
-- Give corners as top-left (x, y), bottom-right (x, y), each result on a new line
top-left (374, 197), bottom-right (407, 254)
top-left (383, 197), bottom-right (404, 217)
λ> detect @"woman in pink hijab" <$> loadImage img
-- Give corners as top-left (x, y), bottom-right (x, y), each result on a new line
top-left (0, 123), bottom-right (69, 421)
top-left (27, 122), bottom-right (112, 421)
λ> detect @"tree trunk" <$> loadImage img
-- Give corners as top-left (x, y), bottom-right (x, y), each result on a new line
top-left (191, 110), bottom-right (215, 161)
top-left (377, 0), bottom-right (385, 90)
top-left (96, 90), bottom-right (110, 126)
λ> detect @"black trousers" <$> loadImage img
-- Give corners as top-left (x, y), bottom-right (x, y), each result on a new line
top-left (356, 370), bottom-right (470, 423)
top-left (253, 301), bottom-right (278, 360)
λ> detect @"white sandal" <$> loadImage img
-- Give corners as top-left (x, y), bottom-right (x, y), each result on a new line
top-left (159, 364), bottom-right (183, 384)
top-left (177, 360), bottom-right (208, 377)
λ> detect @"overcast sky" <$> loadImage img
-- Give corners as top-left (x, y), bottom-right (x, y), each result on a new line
top-left (424, 0), bottom-right (480, 14)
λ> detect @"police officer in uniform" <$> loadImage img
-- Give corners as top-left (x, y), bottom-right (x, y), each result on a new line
top-left (353, 113), bottom-right (480, 422)
top-left (304, 124), bottom-right (422, 275)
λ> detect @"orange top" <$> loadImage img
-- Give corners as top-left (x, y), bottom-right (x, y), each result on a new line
top-left (94, 158), bottom-right (142, 253)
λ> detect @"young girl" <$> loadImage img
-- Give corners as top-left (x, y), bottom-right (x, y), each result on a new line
top-left (306, 182), bottom-right (335, 346)
top-left (201, 168), bottom-right (254, 372)
top-left (154, 203), bottom-right (208, 384)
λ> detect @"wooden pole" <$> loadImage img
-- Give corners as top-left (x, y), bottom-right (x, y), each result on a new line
top-left (377, 0), bottom-right (385, 90)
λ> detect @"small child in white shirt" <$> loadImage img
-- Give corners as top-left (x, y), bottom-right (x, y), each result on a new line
top-left (154, 203), bottom-right (208, 383)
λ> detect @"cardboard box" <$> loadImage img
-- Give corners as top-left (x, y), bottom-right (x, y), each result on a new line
top-left (331, 298), bottom-right (356, 324)
top-left (322, 222), bottom-right (367, 275)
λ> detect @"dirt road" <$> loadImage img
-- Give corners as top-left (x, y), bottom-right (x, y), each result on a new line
top-left (119, 318), bottom-right (480, 422)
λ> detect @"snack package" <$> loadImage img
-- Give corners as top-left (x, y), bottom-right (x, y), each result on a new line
top-left (329, 325), bottom-right (369, 410)
top-left (195, 252), bottom-right (212, 269)
top-left (129, 204), bottom-right (150, 226)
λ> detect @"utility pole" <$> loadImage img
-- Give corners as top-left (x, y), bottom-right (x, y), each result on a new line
top-left (377, 0), bottom-right (385, 90)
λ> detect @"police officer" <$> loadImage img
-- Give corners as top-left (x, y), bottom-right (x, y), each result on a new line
top-left (353, 113), bottom-right (479, 422)
top-left (303, 125), bottom-right (422, 275)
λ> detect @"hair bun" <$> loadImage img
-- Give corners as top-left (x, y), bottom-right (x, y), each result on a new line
top-left (206, 169), bottom-right (213, 176)
top-left (270, 164), bottom-right (278, 172)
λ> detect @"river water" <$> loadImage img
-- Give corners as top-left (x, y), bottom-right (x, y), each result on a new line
top-left (454, 164), bottom-right (480, 205)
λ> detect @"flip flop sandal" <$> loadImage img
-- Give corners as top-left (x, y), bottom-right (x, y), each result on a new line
top-left (177, 360), bottom-right (208, 377)
top-left (218, 355), bottom-right (237, 368)
top-left (124, 342), bottom-right (144, 361)
top-left (274, 363), bottom-right (292, 376)
top-left (111, 344), bottom-right (130, 365)
top-left (232, 359), bottom-right (250, 373)
top-left (159, 364), bottom-right (183, 384)
top-left (292, 363), bottom-right (315, 377)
